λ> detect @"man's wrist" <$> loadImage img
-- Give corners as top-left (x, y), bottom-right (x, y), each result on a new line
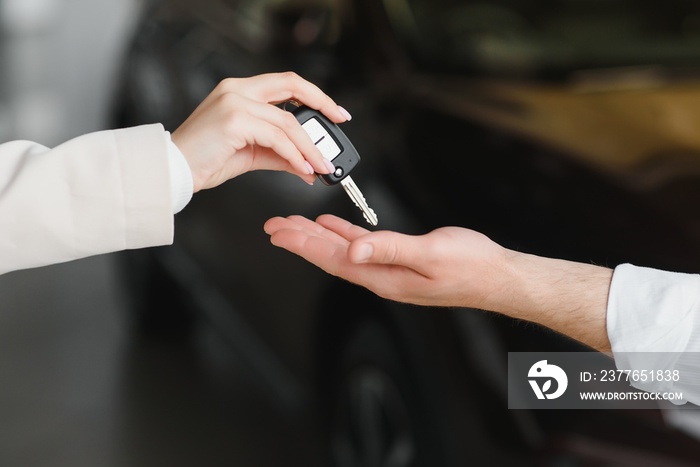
top-left (490, 249), bottom-right (613, 351)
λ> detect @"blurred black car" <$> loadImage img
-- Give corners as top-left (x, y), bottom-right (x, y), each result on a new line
top-left (113, 0), bottom-right (700, 465)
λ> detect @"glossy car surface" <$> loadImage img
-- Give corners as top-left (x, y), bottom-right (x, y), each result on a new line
top-left (114, 0), bottom-right (700, 465)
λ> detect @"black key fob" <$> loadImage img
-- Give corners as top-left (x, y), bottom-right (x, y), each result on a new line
top-left (292, 105), bottom-right (360, 186)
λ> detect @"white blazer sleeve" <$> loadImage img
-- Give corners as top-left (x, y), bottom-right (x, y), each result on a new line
top-left (607, 264), bottom-right (700, 404)
top-left (0, 124), bottom-right (174, 275)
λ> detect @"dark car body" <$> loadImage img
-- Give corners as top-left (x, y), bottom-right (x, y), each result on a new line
top-left (114, 0), bottom-right (700, 465)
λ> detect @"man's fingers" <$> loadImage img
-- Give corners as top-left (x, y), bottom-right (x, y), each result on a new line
top-left (268, 215), bottom-right (424, 270)
top-left (313, 215), bottom-right (426, 270)
top-left (265, 215), bottom-right (432, 300)
top-left (316, 214), bottom-right (371, 241)
top-left (264, 216), bottom-right (292, 235)
top-left (264, 216), bottom-right (349, 246)
top-left (264, 216), bottom-right (314, 236)
top-left (266, 222), bottom-right (352, 278)
top-left (284, 215), bottom-right (352, 245)
top-left (270, 228), bottom-right (340, 265)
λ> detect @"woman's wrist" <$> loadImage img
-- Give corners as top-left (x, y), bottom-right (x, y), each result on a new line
top-left (166, 132), bottom-right (194, 213)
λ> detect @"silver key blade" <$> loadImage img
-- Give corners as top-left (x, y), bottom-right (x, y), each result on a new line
top-left (340, 176), bottom-right (378, 226)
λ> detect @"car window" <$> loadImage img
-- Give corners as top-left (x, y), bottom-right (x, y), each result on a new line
top-left (383, 0), bottom-right (700, 77)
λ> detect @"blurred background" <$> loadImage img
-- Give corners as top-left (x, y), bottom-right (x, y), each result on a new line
top-left (5, 0), bottom-right (700, 466)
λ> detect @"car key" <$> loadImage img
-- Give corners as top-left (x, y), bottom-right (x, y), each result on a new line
top-left (292, 105), bottom-right (378, 226)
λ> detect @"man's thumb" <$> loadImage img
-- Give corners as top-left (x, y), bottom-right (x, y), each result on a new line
top-left (348, 232), bottom-right (416, 266)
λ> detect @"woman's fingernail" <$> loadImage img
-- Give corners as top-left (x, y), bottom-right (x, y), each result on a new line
top-left (353, 243), bottom-right (373, 263)
top-left (338, 106), bottom-right (352, 121)
top-left (305, 161), bottom-right (315, 175)
top-left (306, 178), bottom-right (315, 186)
top-left (323, 159), bottom-right (335, 173)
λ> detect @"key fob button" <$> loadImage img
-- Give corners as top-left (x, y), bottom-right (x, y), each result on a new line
top-left (334, 167), bottom-right (344, 177)
top-left (300, 118), bottom-right (325, 142)
top-left (293, 105), bottom-right (360, 186)
top-left (301, 117), bottom-right (341, 161)
top-left (317, 137), bottom-right (341, 161)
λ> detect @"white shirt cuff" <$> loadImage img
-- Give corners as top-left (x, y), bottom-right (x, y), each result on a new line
top-left (607, 264), bottom-right (700, 354)
top-left (607, 263), bottom-right (700, 402)
top-left (165, 132), bottom-right (193, 214)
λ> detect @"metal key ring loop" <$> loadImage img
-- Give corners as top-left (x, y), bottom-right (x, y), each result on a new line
top-left (282, 99), bottom-right (302, 111)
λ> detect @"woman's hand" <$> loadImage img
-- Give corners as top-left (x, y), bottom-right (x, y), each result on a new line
top-left (172, 72), bottom-right (351, 192)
